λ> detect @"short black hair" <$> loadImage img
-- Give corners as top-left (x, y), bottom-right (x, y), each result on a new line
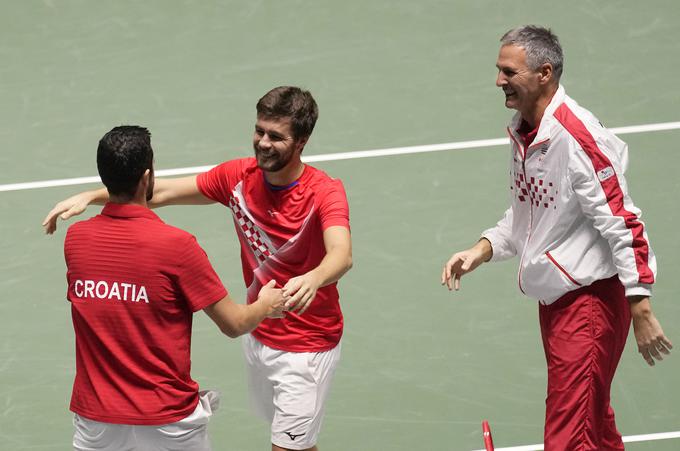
top-left (97, 126), bottom-right (153, 199)
top-left (256, 86), bottom-right (319, 140)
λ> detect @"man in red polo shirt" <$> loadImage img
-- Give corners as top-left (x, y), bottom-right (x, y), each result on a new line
top-left (46, 87), bottom-right (353, 451)
top-left (65, 126), bottom-right (284, 451)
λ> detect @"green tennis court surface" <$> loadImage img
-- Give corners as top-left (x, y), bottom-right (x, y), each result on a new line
top-left (2, 2), bottom-right (679, 450)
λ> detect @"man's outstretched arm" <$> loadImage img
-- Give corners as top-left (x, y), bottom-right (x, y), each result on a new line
top-left (43, 175), bottom-right (213, 234)
top-left (204, 280), bottom-right (285, 338)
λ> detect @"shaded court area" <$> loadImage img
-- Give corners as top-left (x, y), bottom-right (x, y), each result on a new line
top-left (2, 1), bottom-right (680, 450)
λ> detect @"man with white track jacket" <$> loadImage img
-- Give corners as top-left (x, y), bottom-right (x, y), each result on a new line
top-left (484, 83), bottom-right (653, 304)
top-left (441, 25), bottom-right (672, 451)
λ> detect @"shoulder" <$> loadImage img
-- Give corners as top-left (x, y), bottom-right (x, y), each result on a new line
top-left (65, 215), bottom-right (99, 241)
top-left (198, 157), bottom-right (258, 200)
top-left (212, 157), bottom-right (257, 174)
top-left (142, 222), bottom-right (207, 266)
top-left (305, 165), bottom-right (346, 193)
top-left (553, 95), bottom-right (608, 136)
top-left (200, 157), bottom-right (257, 183)
top-left (150, 221), bottom-right (197, 247)
top-left (552, 97), bottom-right (620, 150)
top-left (303, 167), bottom-right (349, 216)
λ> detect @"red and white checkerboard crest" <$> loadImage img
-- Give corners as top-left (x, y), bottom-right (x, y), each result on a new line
top-left (511, 172), bottom-right (558, 209)
top-left (228, 186), bottom-right (276, 264)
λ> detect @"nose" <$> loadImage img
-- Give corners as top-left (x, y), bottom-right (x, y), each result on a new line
top-left (496, 71), bottom-right (506, 87)
top-left (259, 133), bottom-right (272, 149)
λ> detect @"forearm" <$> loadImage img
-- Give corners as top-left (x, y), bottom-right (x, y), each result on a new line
top-left (473, 238), bottom-right (493, 263)
top-left (148, 178), bottom-right (181, 208)
top-left (229, 301), bottom-right (270, 336)
top-left (86, 188), bottom-right (110, 205)
top-left (207, 297), bottom-right (269, 338)
top-left (282, 226), bottom-right (351, 313)
top-left (305, 248), bottom-right (353, 288)
top-left (628, 295), bottom-right (652, 315)
top-left (307, 225), bottom-right (353, 287)
top-left (148, 176), bottom-right (213, 208)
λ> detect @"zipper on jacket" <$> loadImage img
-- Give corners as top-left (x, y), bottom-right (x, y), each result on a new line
top-left (507, 127), bottom-right (532, 295)
top-left (526, 138), bottom-right (550, 153)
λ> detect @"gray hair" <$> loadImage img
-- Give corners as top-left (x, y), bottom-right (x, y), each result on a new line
top-left (501, 25), bottom-right (563, 81)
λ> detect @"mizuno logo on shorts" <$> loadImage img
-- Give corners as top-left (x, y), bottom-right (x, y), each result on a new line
top-left (284, 431), bottom-right (306, 441)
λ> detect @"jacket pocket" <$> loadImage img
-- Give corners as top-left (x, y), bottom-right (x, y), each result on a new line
top-left (545, 251), bottom-right (582, 287)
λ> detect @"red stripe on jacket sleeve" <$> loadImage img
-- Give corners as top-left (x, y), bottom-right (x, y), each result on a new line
top-left (553, 103), bottom-right (654, 284)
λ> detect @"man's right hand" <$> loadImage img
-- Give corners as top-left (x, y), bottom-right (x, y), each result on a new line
top-left (441, 238), bottom-right (493, 291)
top-left (42, 191), bottom-right (100, 234)
top-left (257, 280), bottom-right (286, 318)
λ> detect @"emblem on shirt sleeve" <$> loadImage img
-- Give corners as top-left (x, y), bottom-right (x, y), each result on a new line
top-left (597, 166), bottom-right (615, 181)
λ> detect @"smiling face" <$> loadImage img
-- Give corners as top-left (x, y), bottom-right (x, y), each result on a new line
top-left (495, 44), bottom-right (545, 119)
top-left (252, 116), bottom-right (307, 173)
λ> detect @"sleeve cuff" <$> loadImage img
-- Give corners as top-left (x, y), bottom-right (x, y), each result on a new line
top-left (625, 284), bottom-right (653, 298)
top-left (481, 232), bottom-right (514, 262)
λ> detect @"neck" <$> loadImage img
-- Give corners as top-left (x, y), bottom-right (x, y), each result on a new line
top-left (109, 194), bottom-right (148, 207)
top-left (263, 160), bottom-right (305, 186)
top-left (522, 84), bottom-right (559, 128)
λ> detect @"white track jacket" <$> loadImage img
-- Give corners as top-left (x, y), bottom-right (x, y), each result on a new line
top-left (482, 85), bottom-right (656, 304)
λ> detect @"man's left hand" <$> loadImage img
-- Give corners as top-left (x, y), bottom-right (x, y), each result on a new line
top-left (629, 296), bottom-right (673, 366)
top-left (282, 273), bottom-right (321, 315)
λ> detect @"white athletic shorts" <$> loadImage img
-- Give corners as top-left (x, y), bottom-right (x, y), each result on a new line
top-left (242, 334), bottom-right (341, 450)
top-left (73, 390), bottom-right (220, 451)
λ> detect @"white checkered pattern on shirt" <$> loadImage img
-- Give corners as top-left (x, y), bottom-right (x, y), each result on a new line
top-left (228, 197), bottom-right (274, 264)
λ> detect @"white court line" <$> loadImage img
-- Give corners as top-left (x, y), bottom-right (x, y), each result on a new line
top-left (471, 430), bottom-right (680, 451)
top-left (1, 121), bottom-right (679, 193)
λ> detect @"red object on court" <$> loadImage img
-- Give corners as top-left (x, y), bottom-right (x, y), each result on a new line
top-left (482, 420), bottom-right (495, 451)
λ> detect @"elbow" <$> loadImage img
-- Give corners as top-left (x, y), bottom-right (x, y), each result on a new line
top-left (218, 323), bottom-right (241, 339)
top-left (221, 328), bottom-right (239, 339)
top-left (346, 256), bottom-right (353, 272)
top-left (221, 319), bottom-right (255, 338)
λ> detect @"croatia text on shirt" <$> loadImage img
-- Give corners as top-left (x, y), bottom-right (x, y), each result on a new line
top-left (72, 279), bottom-right (149, 303)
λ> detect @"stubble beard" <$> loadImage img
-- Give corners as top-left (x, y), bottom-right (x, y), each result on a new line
top-left (255, 147), bottom-right (293, 173)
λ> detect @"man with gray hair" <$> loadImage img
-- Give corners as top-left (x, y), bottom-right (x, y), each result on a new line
top-left (441, 25), bottom-right (672, 450)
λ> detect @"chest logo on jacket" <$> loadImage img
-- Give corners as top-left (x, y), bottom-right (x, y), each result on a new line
top-left (511, 172), bottom-right (558, 209)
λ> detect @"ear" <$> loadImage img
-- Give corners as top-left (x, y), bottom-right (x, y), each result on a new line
top-left (139, 169), bottom-right (151, 190)
top-left (141, 169), bottom-right (151, 184)
top-left (295, 136), bottom-right (309, 153)
top-left (538, 63), bottom-right (553, 85)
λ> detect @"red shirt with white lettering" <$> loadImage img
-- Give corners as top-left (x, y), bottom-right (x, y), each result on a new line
top-left (64, 203), bottom-right (227, 425)
top-left (197, 158), bottom-right (350, 352)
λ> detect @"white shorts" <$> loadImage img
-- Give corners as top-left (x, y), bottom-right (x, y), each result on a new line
top-left (73, 390), bottom-right (219, 451)
top-left (242, 334), bottom-right (341, 450)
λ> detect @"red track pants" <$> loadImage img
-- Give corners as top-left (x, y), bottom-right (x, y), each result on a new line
top-left (539, 276), bottom-right (631, 451)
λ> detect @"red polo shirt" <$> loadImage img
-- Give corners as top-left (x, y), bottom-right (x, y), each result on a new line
top-left (64, 203), bottom-right (227, 425)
